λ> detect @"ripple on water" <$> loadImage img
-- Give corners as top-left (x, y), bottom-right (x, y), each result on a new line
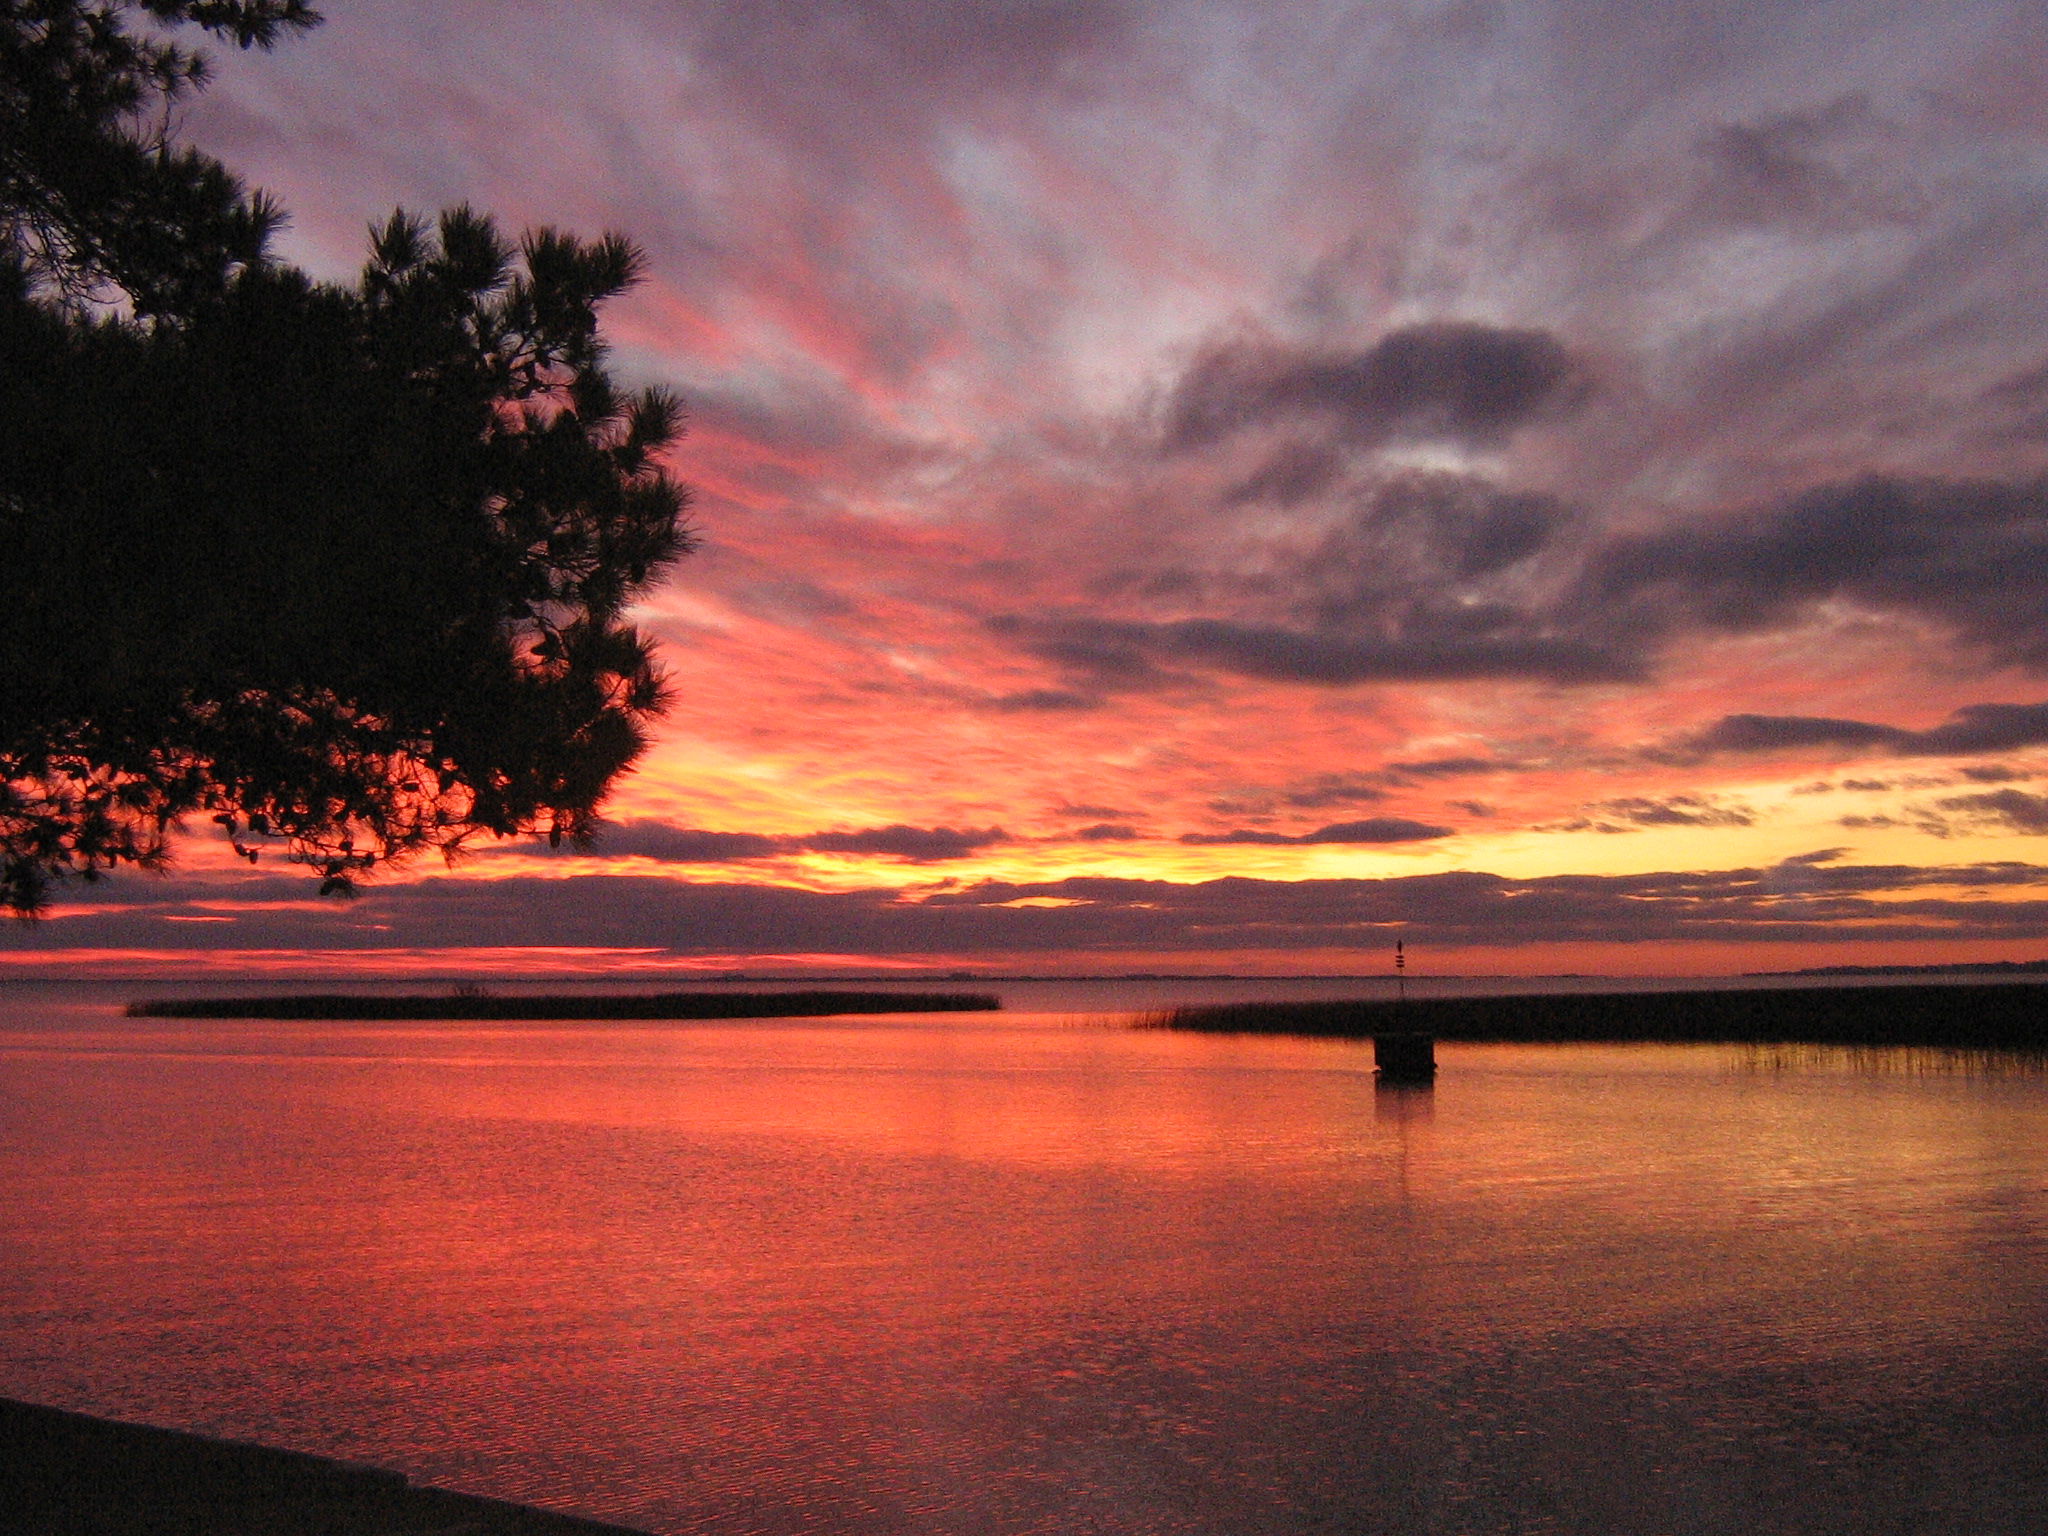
top-left (1, 998), bottom-right (2045, 1533)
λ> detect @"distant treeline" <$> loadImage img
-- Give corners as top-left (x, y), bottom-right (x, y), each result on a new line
top-left (128, 991), bottom-right (1001, 1021)
top-left (1149, 982), bottom-right (2048, 1049)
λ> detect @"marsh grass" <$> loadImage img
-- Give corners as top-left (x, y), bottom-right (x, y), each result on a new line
top-left (1144, 982), bottom-right (2048, 1049)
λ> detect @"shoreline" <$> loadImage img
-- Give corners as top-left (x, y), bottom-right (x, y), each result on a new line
top-left (0, 1395), bottom-right (650, 1535)
top-left (7, 961), bottom-right (2045, 987)
top-left (125, 989), bottom-right (1000, 1021)
top-left (1150, 979), bottom-right (2048, 1048)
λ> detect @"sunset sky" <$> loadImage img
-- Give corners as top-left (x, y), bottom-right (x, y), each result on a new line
top-left (15, 0), bottom-right (2048, 978)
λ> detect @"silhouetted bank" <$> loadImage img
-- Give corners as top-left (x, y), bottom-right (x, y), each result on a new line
top-left (1757, 958), bottom-right (2048, 977)
top-left (1148, 981), bottom-right (2048, 1049)
top-left (127, 991), bottom-right (1000, 1021)
top-left (0, 1396), bottom-right (648, 1535)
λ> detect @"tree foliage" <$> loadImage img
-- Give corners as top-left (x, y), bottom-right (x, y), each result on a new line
top-left (1, 1), bottom-right (693, 914)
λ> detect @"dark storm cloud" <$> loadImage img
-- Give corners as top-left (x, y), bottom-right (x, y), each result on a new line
top-left (1180, 817), bottom-right (1453, 846)
top-left (23, 856), bottom-right (2048, 955)
top-left (1678, 700), bottom-right (2048, 760)
top-left (1164, 322), bottom-right (1588, 452)
top-left (1582, 477), bottom-right (2048, 671)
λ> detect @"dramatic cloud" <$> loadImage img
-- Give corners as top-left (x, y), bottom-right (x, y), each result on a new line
top-left (1002, 611), bottom-right (1633, 691)
top-left (22, 857), bottom-right (2048, 959)
top-left (1164, 322), bottom-right (1589, 452)
top-left (801, 825), bottom-right (1012, 860)
top-left (1541, 795), bottom-right (1759, 836)
top-left (1584, 479), bottom-right (2048, 671)
top-left (1073, 823), bottom-right (1141, 841)
top-left (982, 689), bottom-right (1103, 713)
top-left (1588, 796), bottom-right (1757, 829)
top-left (1680, 701), bottom-right (2048, 760)
top-left (18, 0), bottom-right (2048, 974)
top-left (1937, 790), bottom-right (2048, 835)
top-left (1280, 774), bottom-right (1388, 809)
top-left (1385, 757), bottom-right (1522, 781)
top-left (1180, 818), bottom-right (1454, 846)
top-left (593, 824), bottom-right (786, 862)
top-left (1003, 469), bottom-right (2048, 696)
top-left (525, 821), bottom-right (1014, 864)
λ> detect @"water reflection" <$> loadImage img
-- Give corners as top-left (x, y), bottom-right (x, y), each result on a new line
top-left (0, 992), bottom-right (2045, 1534)
top-left (1731, 1041), bottom-right (2048, 1077)
top-left (1372, 1078), bottom-right (1436, 1118)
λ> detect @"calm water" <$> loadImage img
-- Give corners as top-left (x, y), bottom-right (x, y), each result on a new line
top-left (2, 979), bottom-right (2045, 1534)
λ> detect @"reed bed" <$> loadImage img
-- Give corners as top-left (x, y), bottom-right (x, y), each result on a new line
top-left (1143, 981), bottom-right (2048, 1049)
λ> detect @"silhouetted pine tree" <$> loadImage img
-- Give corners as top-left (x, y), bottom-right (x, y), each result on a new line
top-left (1, 2), bottom-right (693, 913)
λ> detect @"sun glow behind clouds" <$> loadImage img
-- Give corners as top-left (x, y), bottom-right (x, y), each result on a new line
top-left (15, 0), bottom-right (2048, 974)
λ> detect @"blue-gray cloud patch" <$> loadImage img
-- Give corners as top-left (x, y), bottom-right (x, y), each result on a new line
top-left (1074, 823), bottom-right (1141, 841)
top-left (513, 820), bottom-right (1014, 864)
top-left (802, 824), bottom-right (1011, 860)
top-left (1677, 700), bottom-right (2048, 760)
top-left (595, 824), bottom-right (787, 862)
top-left (1180, 817), bottom-right (1453, 846)
top-left (1936, 789), bottom-right (2048, 834)
top-left (1165, 322), bottom-right (1589, 452)
top-left (1584, 477), bottom-right (2048, 672)
top-left (19, 856), bottom-right (2048, 955)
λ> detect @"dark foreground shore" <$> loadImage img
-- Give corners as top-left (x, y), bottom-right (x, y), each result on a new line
top-left (1152, 980), bottom-right (2048, 1048)
top-left (127, 989), bottom-right (1000, 1021)
top-left (0, 1396), bottom-right (649, 1535)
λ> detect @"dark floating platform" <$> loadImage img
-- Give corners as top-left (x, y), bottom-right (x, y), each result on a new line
top-left (1150, 981), bottom-right (2048, 1050)
top-left (1372, 1031), bottom-right (1437, 1080)
top-left (0, 1395), bottom-right (649, 1535)
top-left (127, 990), bottom-right (1001, 1021)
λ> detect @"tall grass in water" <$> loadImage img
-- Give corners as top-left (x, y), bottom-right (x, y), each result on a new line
top-left (1143, 982), bottom-right (2048, 1049)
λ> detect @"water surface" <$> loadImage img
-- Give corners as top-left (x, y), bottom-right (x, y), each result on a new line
top-left (1, 981), bottom-right (2044, 1533)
